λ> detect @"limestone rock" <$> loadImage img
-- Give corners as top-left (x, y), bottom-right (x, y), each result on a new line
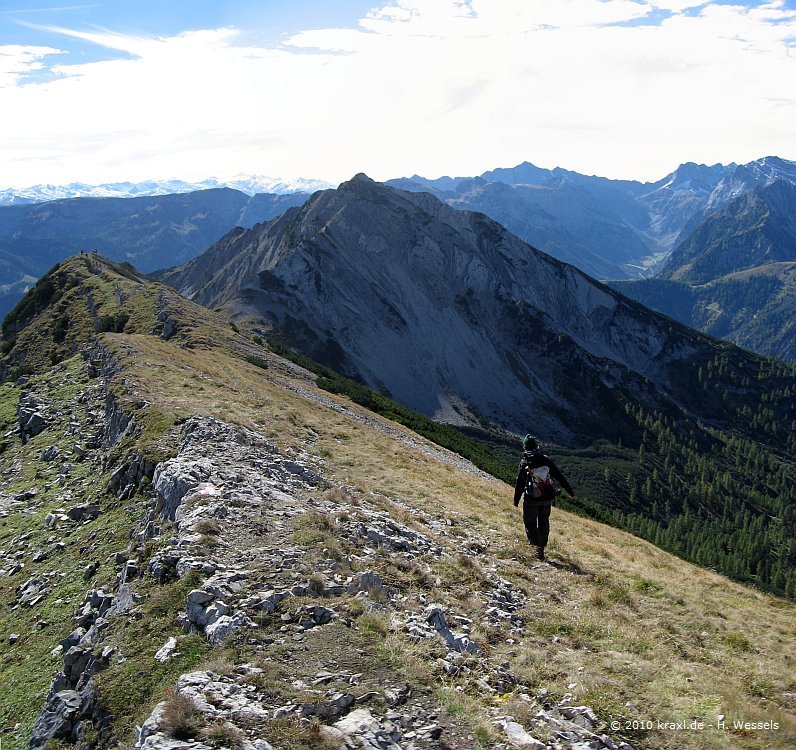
top-left (18, 393), bottom-right (51, 441)
top-left (66, 504), bottom-right (102, 522)
top-left (502, 720), bottom-right (546, 748)
top-left (154, 637), bottom-right (178, 663)
top-left (426, 605), bottom-right (479, 654)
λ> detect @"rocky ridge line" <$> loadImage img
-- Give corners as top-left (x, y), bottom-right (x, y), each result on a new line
top-left (127, 416), bottom-right (631, 749)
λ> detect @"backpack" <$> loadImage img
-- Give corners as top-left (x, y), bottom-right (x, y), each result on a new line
top-left (525, 463), bottom-right (556, 501)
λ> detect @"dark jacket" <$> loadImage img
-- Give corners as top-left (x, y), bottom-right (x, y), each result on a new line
top-left (513, 449), bottom-right (574, 506)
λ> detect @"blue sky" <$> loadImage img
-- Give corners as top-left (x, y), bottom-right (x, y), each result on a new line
top-left (0, 0), bottom-right (794, 188)
top-left (0, 2), bottom-right (378, 60)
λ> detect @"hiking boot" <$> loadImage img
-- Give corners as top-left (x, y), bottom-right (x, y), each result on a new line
top-left (537, 546), bottom-right (545, 561)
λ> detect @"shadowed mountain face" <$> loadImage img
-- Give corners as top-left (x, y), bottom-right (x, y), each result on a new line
top-left (613, 180), bottom-right (796, 361)
top-left (159, 175), bottom-right (780, 445)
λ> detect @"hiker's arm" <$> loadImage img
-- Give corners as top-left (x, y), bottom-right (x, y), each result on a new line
top-left (513, 464), bottom-right (525, 506)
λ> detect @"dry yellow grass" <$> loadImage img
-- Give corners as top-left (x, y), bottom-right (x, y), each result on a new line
top-left (103, 328), bottom-right (795, 750)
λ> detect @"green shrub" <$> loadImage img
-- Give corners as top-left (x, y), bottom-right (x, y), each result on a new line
top-left (52, 314), bottom-right (70, 342)
top-left (245, 355), bottom-right (269, 370)
top-left (3, 274), bottom-right (59, 332)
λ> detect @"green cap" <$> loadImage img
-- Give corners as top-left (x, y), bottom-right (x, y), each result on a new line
top-left (523, 434), bottom-right (538, 450)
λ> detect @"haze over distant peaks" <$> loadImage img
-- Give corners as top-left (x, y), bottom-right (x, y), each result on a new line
top-left (2, 155), bottom-right (794, 360)
top-left (0, 175), bottom-right (333, 206)
top-left (386, 155), bottom-right (796, 281)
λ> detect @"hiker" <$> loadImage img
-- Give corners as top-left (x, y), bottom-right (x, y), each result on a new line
top-left (513, 434), bottom-right (574, 560)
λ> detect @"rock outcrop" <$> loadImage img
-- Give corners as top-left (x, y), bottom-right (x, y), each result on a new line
top-left (12, 390), bottom-right (635, 748)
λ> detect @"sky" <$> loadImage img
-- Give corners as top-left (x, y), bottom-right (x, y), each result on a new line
top-left (0, 0), bottom-right (794, 188)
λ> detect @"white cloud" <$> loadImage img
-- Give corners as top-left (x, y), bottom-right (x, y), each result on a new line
top-left (0, 1), bottom-right (794, 188)
top-left (0, 43), bottom-right (62, 87)
top-left (650, 1), bottom-right (704, 11)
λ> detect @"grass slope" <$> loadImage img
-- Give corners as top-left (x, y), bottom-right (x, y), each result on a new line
top-left (0, 255), bottom-right (793, 749)
top-left (265, 338), bottom-right (796, 600)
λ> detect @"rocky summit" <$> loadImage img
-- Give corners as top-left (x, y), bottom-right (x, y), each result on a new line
top-left (0, 256), bottom-right (793, 750)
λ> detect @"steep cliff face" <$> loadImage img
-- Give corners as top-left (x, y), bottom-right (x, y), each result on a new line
top-left (160, 175), bottom-right (763, 443)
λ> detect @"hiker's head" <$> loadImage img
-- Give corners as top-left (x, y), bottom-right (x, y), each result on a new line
top-left (523, 434), bottom-right (538, 451)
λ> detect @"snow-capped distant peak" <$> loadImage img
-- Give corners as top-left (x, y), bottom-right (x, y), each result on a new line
top-left (0, 175), bottom-right (334, 206)
top-left (222, 174), bottom-right (334, 195)
top-left (705, 156), bottom-right (796, 211)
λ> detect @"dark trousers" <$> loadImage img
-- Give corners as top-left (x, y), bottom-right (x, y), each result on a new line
top-left (523, 498), bottom-right (552, 549)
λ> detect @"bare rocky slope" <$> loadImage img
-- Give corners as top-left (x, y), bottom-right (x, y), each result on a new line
top-left (157, 174), bottom-right (790, 445)
top-left (153, 177), bottom-right (796, 599)
top-left (0, 256), bottom-right (793, 750)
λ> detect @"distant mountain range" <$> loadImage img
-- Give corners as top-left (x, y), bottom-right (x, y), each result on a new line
top-left (613, 177), bottom-right (796, 361)
top-left (0, 174), bottom-right (331, 206)
top-left (1, 155), bottom-right (794, 360)
top-left (0, 188), bottom-right (309, 319)
top-left (388, 155), bottom-right (796, 281)
top-left (388, 156), bottom-right (796, 360)
top-left (659, 178), bottom-right (796, 283)
top-left (384, 156), bottom-right (796, 360)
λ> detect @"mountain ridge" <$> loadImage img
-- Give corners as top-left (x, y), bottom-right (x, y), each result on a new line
top-left (387, 155), bottom-right (796, 281)
top-left (0, 254), bottom-right (794, 749)
top-left (157, 176), bottom-right (795, 598)
top-left (160, 174), bottom-right (780, 435)
top-left (160, 174), bottom-right (692, 439)
top-left (614, 179), bottom-right (796, 360)
top-left (0, 187), bottom-right (310, 321)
